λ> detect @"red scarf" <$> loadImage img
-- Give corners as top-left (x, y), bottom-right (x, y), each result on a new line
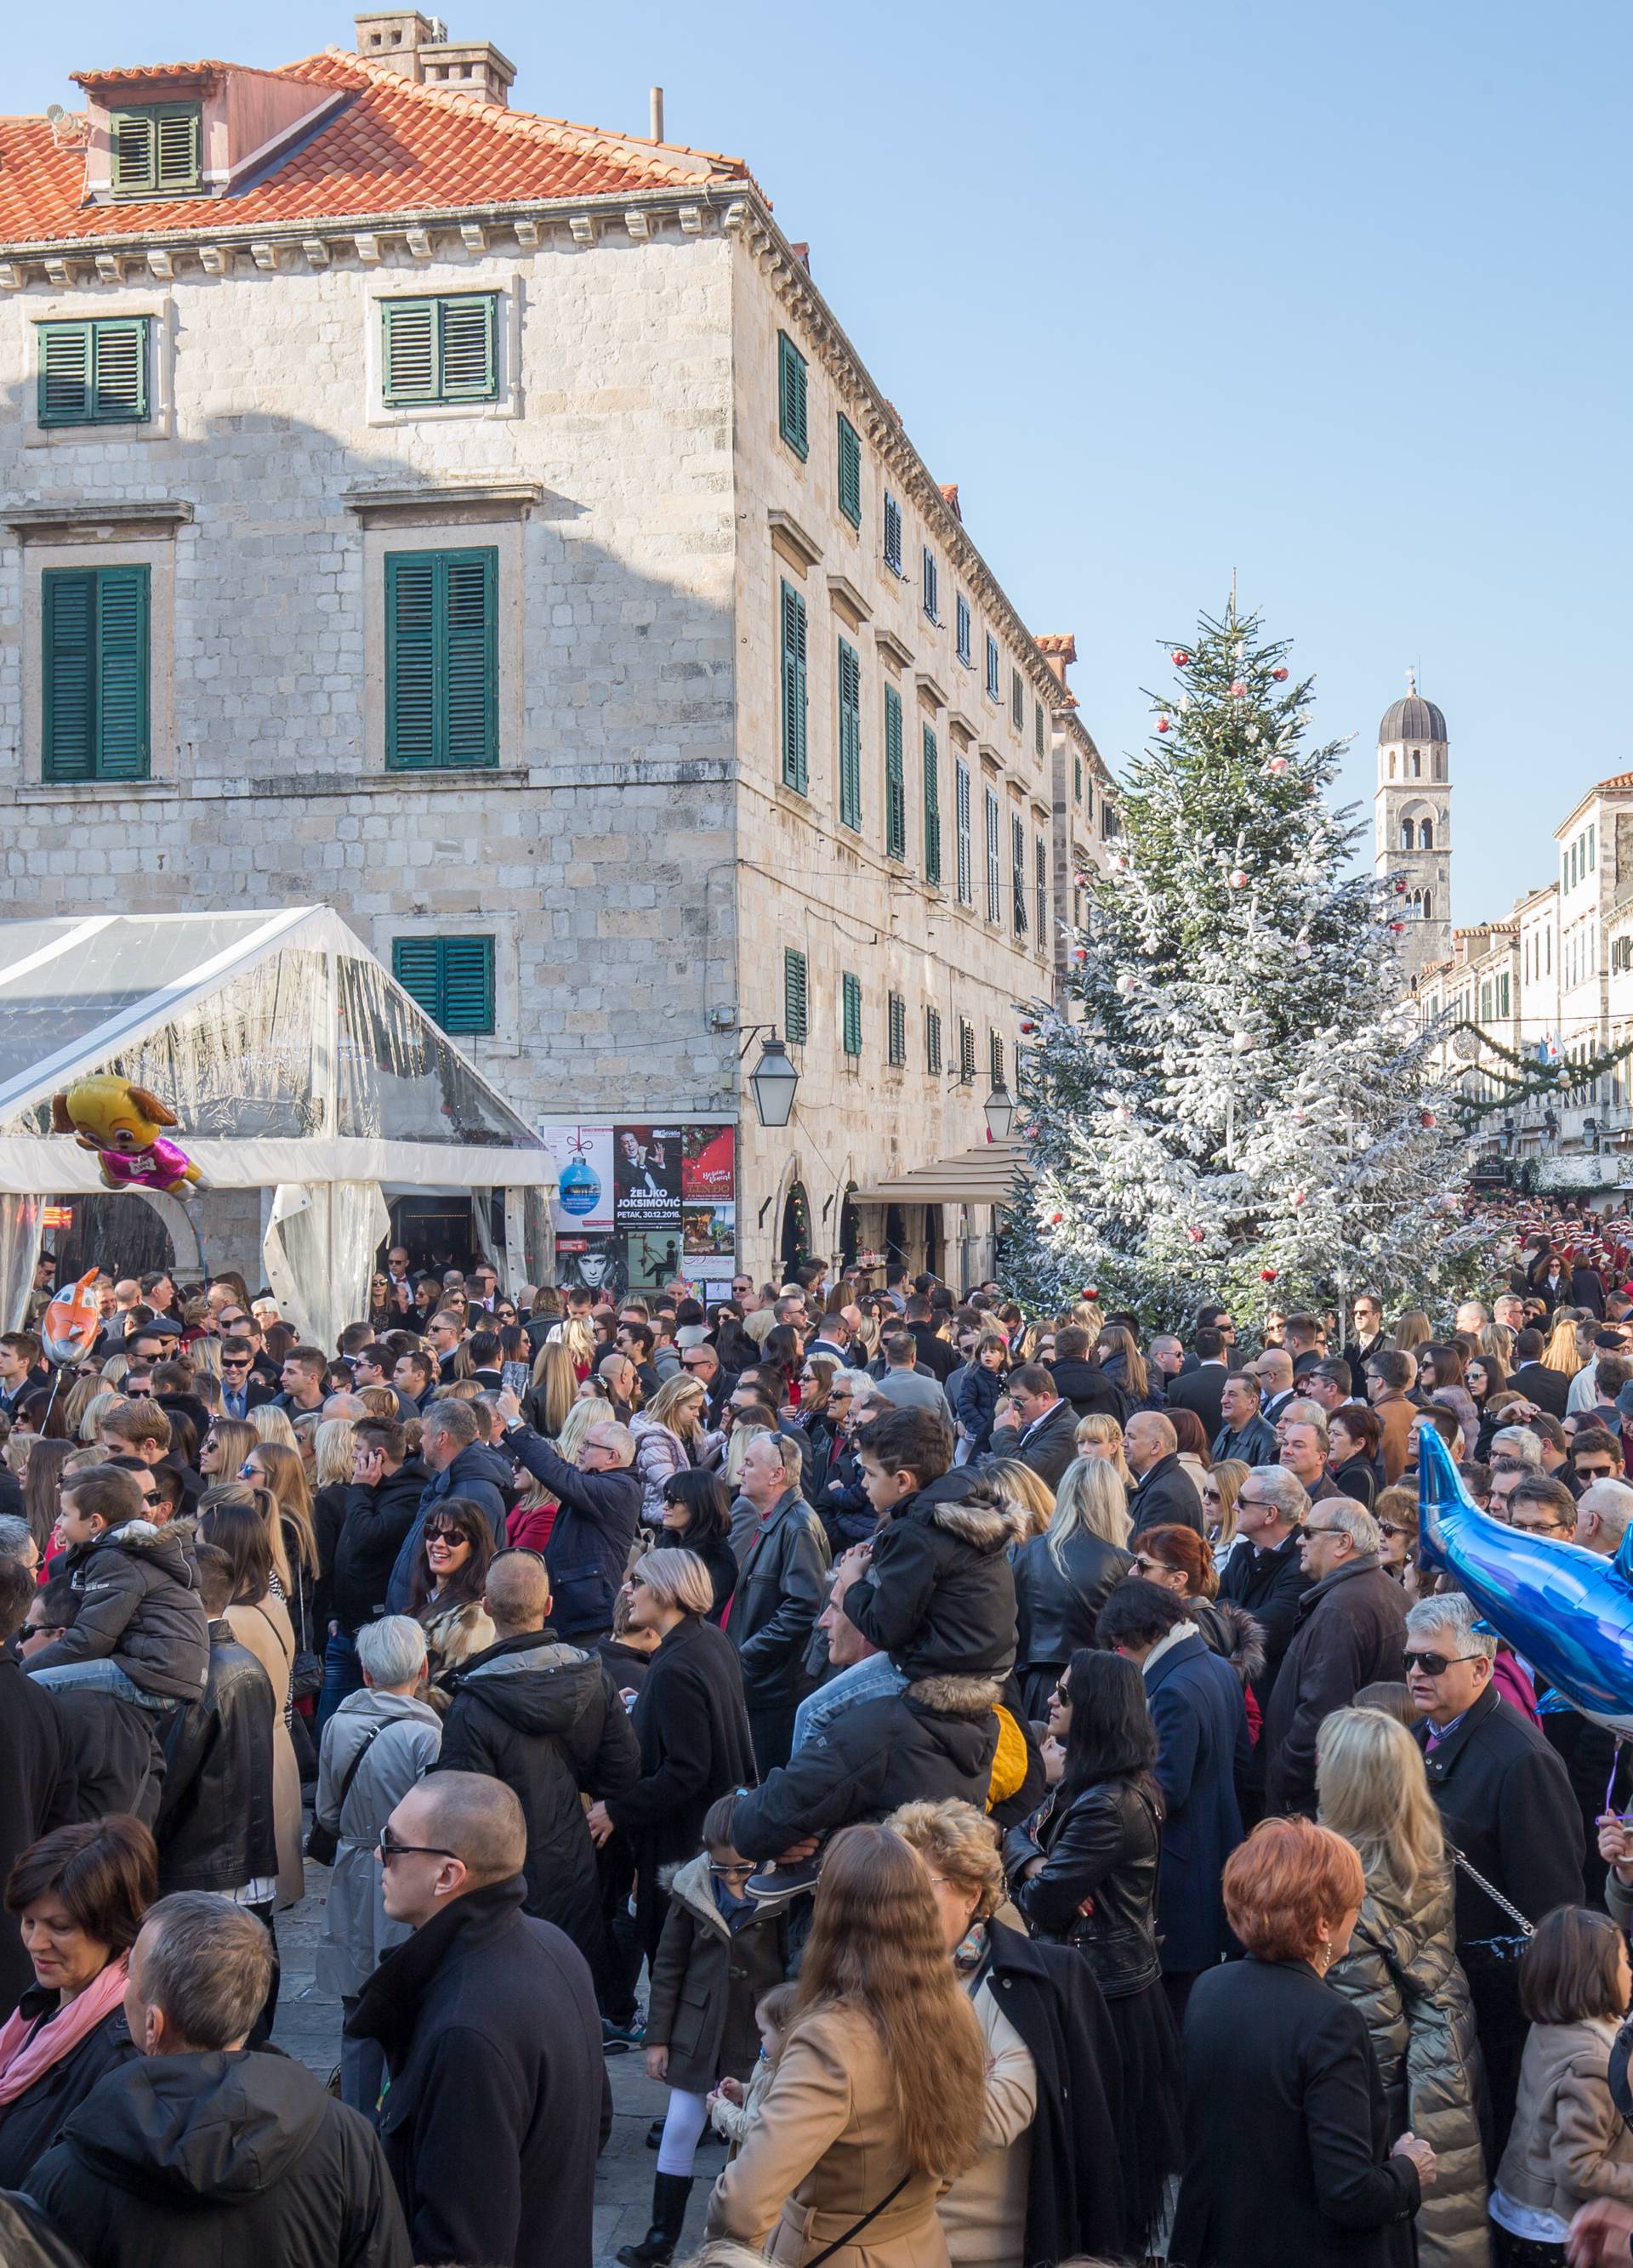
top-left (0, 1953), bottom-right (129, 2106)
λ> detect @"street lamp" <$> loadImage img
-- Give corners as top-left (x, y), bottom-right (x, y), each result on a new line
top-left (747, 1032), bottom-right (799, 1129)
top-left (983, 1082), bottom-right (1016, 1141)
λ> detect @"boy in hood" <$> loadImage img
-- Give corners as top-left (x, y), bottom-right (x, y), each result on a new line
top-left (23, 1467), bottom-right (208, 1710)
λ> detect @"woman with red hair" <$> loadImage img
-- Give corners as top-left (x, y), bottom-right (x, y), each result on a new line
top-left (1170, 1816), bottom-right (1439, 2267)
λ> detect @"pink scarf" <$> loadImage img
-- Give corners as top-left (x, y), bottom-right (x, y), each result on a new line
top-left (0, 1954), bottom-right (128, 2106)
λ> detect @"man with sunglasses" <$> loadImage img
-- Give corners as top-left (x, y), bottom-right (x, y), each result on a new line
top-left (1406, 1591), bottom-right (1584, 2153)
top-left (218, 1336), bottom-right (274, 1421)
top-left (1262, 1498), bottom-right (1407, 1819)
top-left (347, 1771), bottom-right (608, 2268)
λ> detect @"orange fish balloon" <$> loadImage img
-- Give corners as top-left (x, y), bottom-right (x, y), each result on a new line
top-left (41, 1270), bottom-right (102, 1365)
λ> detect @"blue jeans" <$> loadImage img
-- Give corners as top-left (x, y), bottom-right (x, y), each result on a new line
top-left (316, 1628), bottom-right (364, 1738)
top-left (791, 1656), bottom-right (908, 1753)
top-left (30, 1658), bottom-right (169, 1711)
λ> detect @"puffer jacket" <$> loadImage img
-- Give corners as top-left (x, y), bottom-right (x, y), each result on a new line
top-left (1328, 1867), bottom-right (1491, 2268)
top-left (644, 1851), bottom-right (795, 2095)
top-left (1496, 2016), bottom-right (1633, 2226)
top-left (842, 1470), bottom-right (1024, 1684)
top-left (954, 1361), bottom-right (1006, 1454)
top-left (630, 1415), bottom-right (692, 1527)
top-left (25, 1521), bottom-right (208, 1702)
top-left (1191, 1598), bottom-right (1268, 1687)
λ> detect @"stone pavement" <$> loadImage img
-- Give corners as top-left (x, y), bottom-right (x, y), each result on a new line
top-left (272, 1864), bottom-right (720, 2266)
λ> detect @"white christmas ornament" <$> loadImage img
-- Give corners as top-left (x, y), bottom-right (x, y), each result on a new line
top-left (1245, 725), bottom-right (1260, 744)
top-left (1228, 870), bottom-right (1249, 889)
top-left (1268, 756), bottom-right (1289, 776)
top-left (1116, 973), bottom-right (1138, 996)
top-left (1230, 1030), bottom-right (1254, 1054)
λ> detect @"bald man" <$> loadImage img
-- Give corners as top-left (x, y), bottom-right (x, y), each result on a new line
top-left (347, 1772), bottom-right (608, 2268)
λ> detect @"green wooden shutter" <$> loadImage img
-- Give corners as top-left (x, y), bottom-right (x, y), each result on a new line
top-left (955, 759), bottom-right (972, 904)
top-left (777, 333), bottom-right (808, 458)
top-left (784, 947), bottom-right (809, 1044)
top-left (393, 935), bottom-right (494, 1034)
top-left (38, 324), bottom-right (89, 424)
top-left (885, 684), bottom-right (905, 859)
top-left (837, 637), bottom-right (862, 829)
top-left (110, 110), bottom-right (157, 193)
top-left (386, 549), bottom-right (497, 771)
top-left (925, 1007), bottom-right (942, 1074)
top-left (111, 105), bottom-right (200, 195)
top-left (922, 724), bottom-right (941, 884)
top-left (391, 937), bottom-right (442, 1017)
top-left (43, 566), bottom-right (149, 783)
top-left (37, 320), bottom-right (146, 425)
top-left (780, 580), bottom-right (808, 793)
top-left (156, 108), bottom-right (202, 190)
top-left (382, 300), bottom-right (438, 404)
top-left (440, 296), bottom-right (497, 399)
top-left (884, 492), bottom-right (902, 574)
top-left (842, 972), bottom-right (862, 1058)
top-left (837, 414), bottom-right (862, 526)
top-left (888, 992), bottom-right (907, 1067)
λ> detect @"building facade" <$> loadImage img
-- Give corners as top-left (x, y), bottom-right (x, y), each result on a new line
top-left (0, 14), bottom-right (1117, 1289)
top-left (1374, 673), bottom-right (1452, 988)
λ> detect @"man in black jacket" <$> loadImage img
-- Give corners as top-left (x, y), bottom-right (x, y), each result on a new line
top-left (1511, 1327), bottom-right (1572, 1419)
top-left (1217, 1467), bottom-right (1311, 1770)
top-left (724, 1433), bottom-right (831, 1772)
top-left (19, 1581), bottom-right (162, 1827)
top-left (1125, 1413), bottom-right (1204, 1537)
top-left (1164, 1327), bottom-right (1231, 1441)
top-left (1407, 1590), bottom-right (1585, 2151)
top-left (904, 1294), bottom-right (959, 1382)
top-left (0, 1561), bottom-right (75, 2013)
top-left (153, 1544), bottom-right (279, 1899)
top-left (434, 1549), bottom-right (639, 1972)
top-left (1047, 1326), bottom-right (1129, 1424)
top-left (988, 1366), bottom-right (1081, 1490)
top-left (348, 1773), bottom-right (608, 2268)
top-left (1210, 1371), bottom-right (1278, 1466)
top-left (496, 1397), bottom-right (641, 1641)
top-left (1263, 1498), bottom-right (1405, 1817)
top-left (321, 1419), bottom-right (427, 1725)
top-left (27, 1892), bottom-right (409, 2268)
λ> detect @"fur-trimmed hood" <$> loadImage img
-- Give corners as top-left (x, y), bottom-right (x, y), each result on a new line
top-left (1198, 1598), bottom-right (1267, 1688)
top-left (907, 1672), bottom-right (1003, 1717)
top-left (927, 1491), bottom-right (1032, 1555)
top-left (665, 1849), bottom-right (799, 1934)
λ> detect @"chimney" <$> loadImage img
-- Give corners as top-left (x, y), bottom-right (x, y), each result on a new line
top-left (352, 12), bottom-right (516, 104)
top-left (1036, 634), bottom-right (1077, 695)
top-left (649, 86), bottom-right (664, 142)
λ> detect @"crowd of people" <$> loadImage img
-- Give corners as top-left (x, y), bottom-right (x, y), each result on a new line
top-left (7, 1222), bottom-right (1633, 2266)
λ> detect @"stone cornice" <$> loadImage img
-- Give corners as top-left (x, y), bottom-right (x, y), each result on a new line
top-left (343, 480), bottom-right (543, 526)
top-left (4, 499), bottom-right (193, 542)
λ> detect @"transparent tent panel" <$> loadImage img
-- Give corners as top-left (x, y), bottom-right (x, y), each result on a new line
top-left (334, 955), bottom-right (538, 1148)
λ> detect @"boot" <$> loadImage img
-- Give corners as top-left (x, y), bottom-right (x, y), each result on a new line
top-left (616, 2171), bottom-right (694, 2266)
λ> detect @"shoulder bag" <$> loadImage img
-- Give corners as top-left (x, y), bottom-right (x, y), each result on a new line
top-left (1449, 1844), bottom-right (1533, 1983)
top-left (305, 1719), bottom-right (387, 1867)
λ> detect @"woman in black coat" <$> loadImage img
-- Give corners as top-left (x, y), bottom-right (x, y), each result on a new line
top-left (1009, 1649), bottom-right (1182, 2252)
top-left (0, 1816), bottom-right (155, 2189)
top-left (1169, 1815), bottom-right (1434, 2268)
top-left (655, 1471), bottom-right (738, 1621)
top-left (1009, 1457), bottom-right (1134, 1719)
top-left (588, 1546), bottom-right (756, 1959)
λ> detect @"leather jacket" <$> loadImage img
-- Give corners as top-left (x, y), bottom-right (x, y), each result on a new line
top-left (1012, 1528), bottom-right (1134, 1672)
top-left (1011, 1775), bottom-right (1164, 1998)
top-left (154, 1620), bottom-right (280, 1895)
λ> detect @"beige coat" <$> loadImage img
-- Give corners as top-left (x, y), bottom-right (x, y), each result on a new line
top-left (1497, 2017), bottom-right (1633, 2224)
top-left (937, 1975), bottom-right (1035, 2268)
top-left (709, 2004), bottom-right (951, 2268)
top-left (225, 1593), bottom-right (304, 1910)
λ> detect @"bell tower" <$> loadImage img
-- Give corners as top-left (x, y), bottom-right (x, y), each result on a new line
top-left (1374, 669), bottom-right (1451, 989)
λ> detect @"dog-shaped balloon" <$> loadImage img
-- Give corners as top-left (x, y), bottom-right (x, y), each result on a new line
top-left (49, 1075), bottom-right (206, 1197)
top-left (41, 1270), bottom-right (103, 1365)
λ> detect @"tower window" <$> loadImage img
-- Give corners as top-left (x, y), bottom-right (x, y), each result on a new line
top-left (1401, 818), bottom-right (1414, 852)
top-left (1434, 753), bottom-right (1444, 781)
top-left (1422, 890), bottom-right (1431, 919)
top-left (1419, 819), bottom-right (1434, 850)
top-left (1388, 753), bottom-right (1396, 778)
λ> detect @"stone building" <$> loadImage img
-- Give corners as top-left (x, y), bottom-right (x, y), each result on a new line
top-left (1374, 671), bottom-right (1452, 989)
top-left (0, 13), bottom-right (1117, 1288)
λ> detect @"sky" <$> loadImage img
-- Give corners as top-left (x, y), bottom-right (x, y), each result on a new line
top-left (12, 0), bottom-right (1629, 924)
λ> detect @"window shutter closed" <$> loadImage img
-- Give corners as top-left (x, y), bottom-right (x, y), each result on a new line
top-left (43, 565), bottom-right (149, 782)
top-left (393, 935), bottom-right (494, 1034)
top-left (111, 111), bottom-right (156, 193)
top-left (386, 548), bottom-right (497, 770)
top-left (842, 973), bottom-right (862, 1058)
top-left (439, 296), bottom-right (496, 398)
top-left (780, 581), bottom-right (809, 793)
top-left (38, 320), bottom-right (147, 426)
top-left (838, 638), bottom-right (862, 830)
top-left (90, 320), bottom-right (147, 421)
top-left (888, 992), bottom-right (907, 1067)
top-left (38, 324), bottom-right (89, 423)
top-left (391, 937), bottom-right (443, 1018)
top-left (837, 414), bottom-right (862, 526)
top-left (383, 296), bottom-right (497, 405)
top-left (43, 573), bottom-right (95, 782)
top-left (784, 947), bottom-right (809, 1044)
top-left (922, 724), bottom-right (941, 884)
top-left (443, 553), bottom-right (497, 767)
top-left (155, 108), bottom-right (201, 190)
top-left (777, 333), bottom-right (809, 458)
top-left (383, 300), bottom-right (437, 403)
top-left (885, 685), bottom-right (905, 859)
top-left (926, 1006), bottom-right (942, 1074)
top-left (96, 569), bottom-right (150, 780)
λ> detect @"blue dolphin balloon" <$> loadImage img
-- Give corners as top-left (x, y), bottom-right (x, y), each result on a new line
top-left (1418, 1425), bottom-right (1633, 1739)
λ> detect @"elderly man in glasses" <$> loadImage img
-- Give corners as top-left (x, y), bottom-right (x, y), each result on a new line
top-left (1261, 1498), bottom-right (1407, 1821)
top-left (1405, 1591), bottom-right (1584, 2156)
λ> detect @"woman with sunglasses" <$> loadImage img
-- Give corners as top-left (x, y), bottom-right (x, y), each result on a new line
top-left (657, 1470), bottom-right (738, 1620)
top-left (1127, 1524), bottom-right (1266, 1691)
top-left (1202, 1458), bottom-right (1249, 1572)
top-left (408, 1499), bottom-right (495, 1687)
top-left (630, 1373), bottom-right (709, 1529)
top-left (1374, 1486), bottom-right (1423, 1599)
top-left (242, 1441), bottom-right (321, 1664)
top-left (198, 1416), bottom-right (257, 1488)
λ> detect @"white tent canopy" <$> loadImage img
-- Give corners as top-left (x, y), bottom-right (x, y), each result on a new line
top-left (0, 907), bottom-right (555, 1341)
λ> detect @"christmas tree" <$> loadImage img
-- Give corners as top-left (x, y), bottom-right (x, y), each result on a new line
top-left (1007, 602), bottom-right (1482, 1327)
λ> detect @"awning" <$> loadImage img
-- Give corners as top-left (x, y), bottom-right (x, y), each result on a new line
top-left (852, 1140), bottom-right (1030, 1207)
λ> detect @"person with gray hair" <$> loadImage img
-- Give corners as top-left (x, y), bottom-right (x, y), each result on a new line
top-left (314, 1613), bottom-right (443, 2116)
top-left (0, 1513), bottom-right (38, 1575)
top-left (1217, 1464), bottom-right (1315, 1812)
top-left (493, 1386), bottom-right (642, 1645)
top-left (1404, 1589), bottom-right (1585, 2152)
top-left (1488, 1424), bottom-right (1544, 1470)
top-left (1262, 1483), bottom-right (1407, 1817)
top-left (727, 1426), bottom-right (832, 1774)
top-left (1575, 1476), bottom-right (1633, 1556)
top-left (347, 1771), bottom-right (608, 2268)
top-left (28, 1890), bottom-right (411, 2268)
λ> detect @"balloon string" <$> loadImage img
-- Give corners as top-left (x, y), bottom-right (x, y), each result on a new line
top-left (1608, 1737), bottom-right (1625, 1821)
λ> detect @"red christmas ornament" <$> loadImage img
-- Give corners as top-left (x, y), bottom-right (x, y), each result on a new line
top-left (1260, 1268), bottom-right (1278, 1282)
top-left (1268, 755), bottom-right (1289, 776)
top-left (1229, 679), bottom-right (1248, 698)
top-left (1420, 1111), bottom-right (1437, 1128)
top-left (1389, 921), bottom-right (1404, 935)
top-left (1292, 1190), bottom-right (1308, 1208)
top-left (1072, 946), bottom-right (1088, 963)
top-left (1019, 1019), bottom-right (1038, 1035)
top-left (1229, 870), bottom-right (1249, 889)
top-left (1050, 1212), bottom-right (1064, 1226)
top-left (1187, 1227), bottom-right (1206, 1244)
top-left (1025, 1123), bottom-right (1039, 1139)
top-left (1395, 879), bottom-right (1408, 895)
top-left (1172, 650), bottom-right (1191, 667)
top-left (1081, 1286), bottom-right (1100, 1301)
top-left (1272, 667), bottom-right (1289, 682)
top-left (1156, 716), bottom-right (1170, 734)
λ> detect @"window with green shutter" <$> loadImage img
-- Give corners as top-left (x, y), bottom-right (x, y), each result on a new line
top-left (37, 319), bottom-right (149, 426)
top-left (1012, 813), bottom-right (1028, 935)
top-left (784, 947), bottom-right (809, 1044)
top-left (985, 787), bottom-right (1001, 921)
top-left (888, 992), bottom-right (907, 1067)
top-left (985, 634), bottom-right (1000, 701)
top-left (925, 1006), bottom-right (943, 1075)
top-left (989, 1029), bottom-right (1004, 1089)
top-left (110, 104), bottom-right (202, 196)
top-left (385, 547), bottom-right (498, 770)
top-left (884, 492), bottom-right (903, 576)
top-left (837, 637), bottom-right (862, 830)
top-left (382, 295), bottom-right (498, 406)
top-left (842, 972), bottom-right (862, 1059)
top-left (1035, 834), bottom-right (1048, 941)
top-left (884, 685), bottom-right (906, 860)
top-left (956, 594), bottom-right (972, 667)
top-left (392, 935), bottom-right (495, 1035)
top-left (42, 565), bottom-right (149, 782)
top-left (780, 580), bottom-right (809, 793)
top-left (955, 759), bottom-right (972, 905)
top-left (1011, 668), bottom-right (1026, 731)
top-left (958, 1015), bottom-right (976, 1084)
top-left (837, 414), bottom-right (862, 527)
top-left (922, 724), bottom-right (942, 885)
top-left (921, 547), bottom-right (939, 623)
top-left (1034, 701), bottom-right (1045, 757)
top-left (777, 333), bottom-right (809, 458)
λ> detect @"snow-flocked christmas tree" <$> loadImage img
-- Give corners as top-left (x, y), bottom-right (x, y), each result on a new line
top-left (1005, 602), bottom-right (1481, 1327)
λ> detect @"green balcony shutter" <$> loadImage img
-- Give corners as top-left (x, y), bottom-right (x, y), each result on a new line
top-left (439, 295), bottom-right (498, 399)
top-left (38, 324), bottom-right (90, 424)
top-left (888, 992), bottom-right (907, 1067)
top-left (387, 548), bottom-right (497, 771)
top-left (780, 579), bottom-right (808, 793)
top-left (885, 684), bottom-right (905, 859)
top-left (837, 637), bottom-right (862, 830)
top-left (842, 972), bottom-right (862, 1058)
top-left (777, 333), bottom-right (808, 458)
top-left (393, 935), bottom-right (494, 1034)
top-left (43, 565), bottom-right (149, 783)
top-left (837, 413), bottom-right (862, 526)
top-left (155, 107), bottom-right (202, 190)
top-left (383, 300), bottom-right (437, 403)
top-left (922, 724), bottom-right (941, 884)
top-left (784, 947), bottom-right (809, 1045)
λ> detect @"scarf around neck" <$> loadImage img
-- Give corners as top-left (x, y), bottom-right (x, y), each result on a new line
top-left (0, 1954), bottom-right (128, 2106)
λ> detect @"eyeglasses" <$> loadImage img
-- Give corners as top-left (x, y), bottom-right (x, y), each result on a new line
top-left (708, 1861), bottom-right (755, 1881)
top-left (1201, 1486), bottom-right (1221, 1502)
top-left (1402, 1650), bottom-right (1482, 1677)
top-left (1377, 1521), bottom-right (1411, 1539)
top-left (378, 1826), bottom-right (458, 1865)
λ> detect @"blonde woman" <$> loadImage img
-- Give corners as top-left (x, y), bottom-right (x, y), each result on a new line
top-left (983, 1457), bottom-right (1055, 1538)
top-left (558, 1311), bottom-right (596, 1380)
top-left (60, 1375), bottom-right (106, 1439)
top-left (199, 1415), bottom-right (258, 1486)
top-left (1074, 1410), bottom-right (1132, 1486)
top-left (1010, 1456), bottom-right (1135, 1716)
top-left (1541, 1315), bottom-right (1582, 1376)
top-left (1203, 1458), bottom-right (1249, 1571)
top-left (525, 1339), bottom-right (578, 1439)
top-left (1394, 1310), bottom-right (1433, 1356)
top-left (723, 1413), bottom-right (771, 1496)
top-left (630, 1371), bottom-right (708, 1527)
top-left (244, 1437), bottom-right (321, 1658)
top-left (77, 1390), bottom-right (120, 1445)
top-left (1317, 1707), bottom-right (1488, 2268)
top-left (311, 1417), bottom-right (357, 1617)
top-left (250, 1403), bottom-right (299, 1453)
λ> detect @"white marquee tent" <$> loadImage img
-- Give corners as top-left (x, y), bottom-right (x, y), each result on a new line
top-left (0, 907), bottom-right (555, 1344)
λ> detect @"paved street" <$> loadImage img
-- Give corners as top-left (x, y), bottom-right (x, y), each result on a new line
top-left (272, 1867), bottom-right (708, 2267)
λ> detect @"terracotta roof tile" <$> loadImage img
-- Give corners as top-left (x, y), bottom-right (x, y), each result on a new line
top-left (71, 62), bottom-right (231, 84)
top-left (0, 48), bottom-right (751, 248)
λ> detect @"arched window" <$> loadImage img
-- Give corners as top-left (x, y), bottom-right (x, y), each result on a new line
top-left (1419, 818), bottom-right (1434, 850)
top-left (1401, 818), bottom-right (1414, 851)
top-left (1422, 890), bottom-right (1432, 919)
top-left (1388, 753), bottom-right (1397, 779)
top-left (1434, 753), bottom-right (1445, 781)
top-left (1412, 752), bottom-right (1422, 777)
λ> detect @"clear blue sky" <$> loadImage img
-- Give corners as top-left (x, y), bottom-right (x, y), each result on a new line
top-left (13, 1), bottom-right (1627, 924)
